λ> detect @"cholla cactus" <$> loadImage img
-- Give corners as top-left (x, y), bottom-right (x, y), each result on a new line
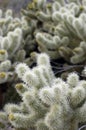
top-left (0, 8), bottom-right (38, 107)
top-left (14, 0), bottom-right (86, 63)
top-left (29, 0), bottom-right (86, 64)
top-left (52, 0), bottom-right (86, 64)
top-left (0, 9), bottom-right (35, 83)
top-left (0, 8), bottom-right (36, 57)
top-left (0, 53), bottom-right (86, 130)
top-left (0, 9), bottom-right (24, 36)
top-left (0, 27), bottom-right (23, 84)
top-left (21, 0), bottom-right (57, 57)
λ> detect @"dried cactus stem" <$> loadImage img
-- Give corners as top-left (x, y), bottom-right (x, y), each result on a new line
top-left (69, 119), bottom-right (78, 130)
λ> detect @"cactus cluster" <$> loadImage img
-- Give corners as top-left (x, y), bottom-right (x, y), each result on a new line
top-left (0, 9), bottom-right (33, 84)
top-left (0, 8), bottom-right (37, 107)
top-left (0, 0), bottom-right (86, 130)
top-left (0, 53), bottom-right (86, 130)
top-left (23, 0), bottom-right (86, 64)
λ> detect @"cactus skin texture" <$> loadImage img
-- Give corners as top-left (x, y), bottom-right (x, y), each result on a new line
top-left (0, 53), bottom-right (86, 130)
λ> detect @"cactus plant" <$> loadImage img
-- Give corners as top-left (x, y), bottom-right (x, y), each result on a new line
top-left (0, 53), bottom-right (86, 130)
top-left (0, 0), bottom-right (86, 130)
top-left (0, 8), bottom-right (37, 107)
top-left (29, 0), bottom-right (86, 64)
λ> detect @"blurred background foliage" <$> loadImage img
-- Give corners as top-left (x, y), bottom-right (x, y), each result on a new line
top-left (0, 0), bottom-right (52, 15)
top-left (0, 0), bottom-right (31, 14)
